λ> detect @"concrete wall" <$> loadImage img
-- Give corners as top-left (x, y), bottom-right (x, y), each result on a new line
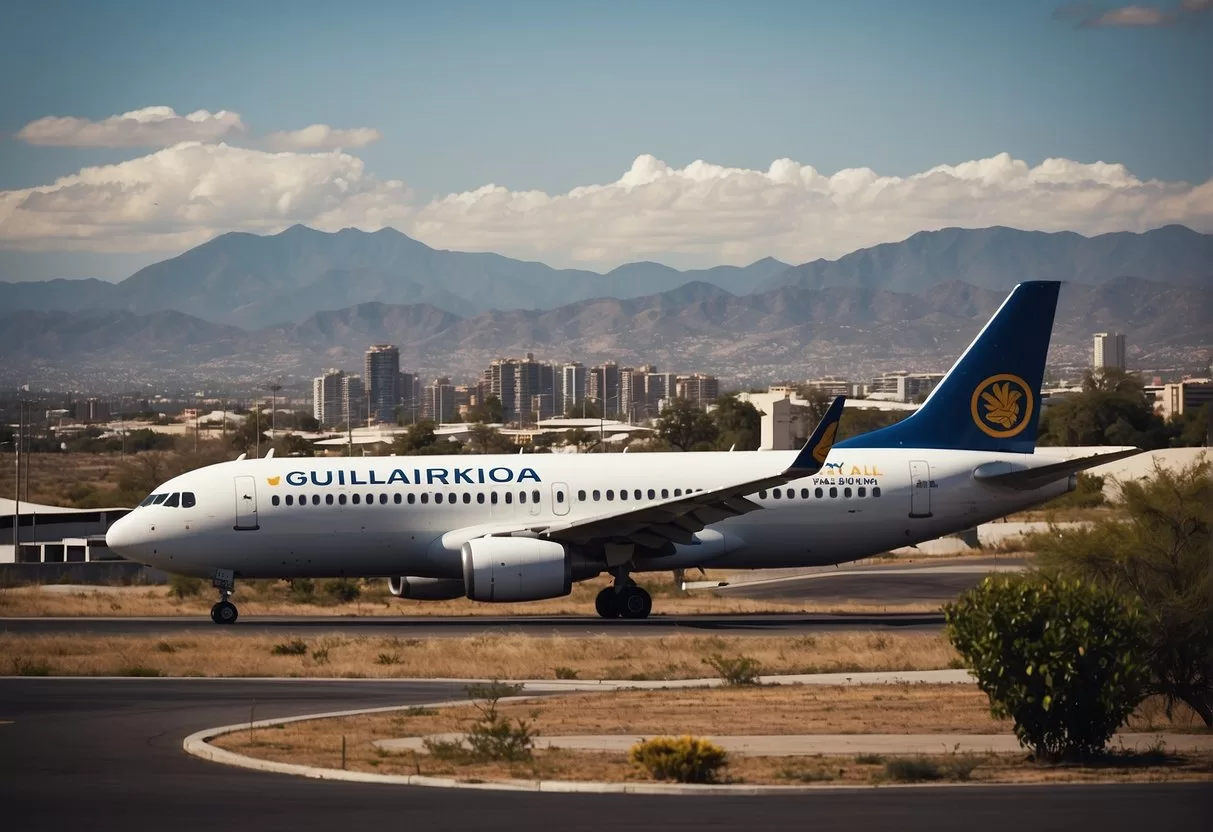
top-left (0, 562), bottom-right (168, 587)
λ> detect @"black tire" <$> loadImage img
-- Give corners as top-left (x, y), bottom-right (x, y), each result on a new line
top-left (594, 587), bottom-right (620, 619)
top-left (618, 586), bottom-right (652, 620)
top-left (212, 600), bottom-right (239, 625)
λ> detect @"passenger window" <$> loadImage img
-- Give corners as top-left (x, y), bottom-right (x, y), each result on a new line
top-left (326, 494), bottom-right (334, 505)
top-left (829, 487), bottom-right (838, 498)
top-left (519, 491), bottom-right (527, 504)
top-left (661, 489), bottom-right (669, 499)
top-left (366, 493), bottom-right (374, 504)
top-left (394, 494), bottom-right (402, 505)
top-left (556, 491), bottom-right (565, 503)
top-left (408, 493), bottom-right (416, 504)
top-left (773, 488), bottom-right (781, 499)
top-left (272, 495), bottom-right (281, 506)
top-left (351, 494), bottom-right (360, 505)
top-left (505, 493), bottom-right (513, 504)
top-left (674, 489), bottom-right (682, 497)
top-left (873, 487), bottom-right (882, 497)
top-left (312, 495), bottom-right (320, 505)
top-left (592, 490), bottom-right (600, 501)
top-left (463, 493), bottom-right (471, 504)
top-left (606, 490), bottom-right (614, 501)
top-left (844, 487), bottom-right (852, 498)
top-left (285, 495), bottom-right (294, 506)
top-left (477, 493), bottom-right (485, 504)
top-left (300, 495), bottom-right (309, 507)
top-left (421, 493), bottom-right (429, 504)
top-left (182, 492), bottom-right (196, 508)
top-left (164, 493), bottom-right (180, 507)
top-left (491, 492), bottom-right (499, 504)
top-left (577, 490), bottom-right (586, 501)
top-left (379, 494), bottom-right (388, 505)
top-left (759, 490), bottom-right (768, 499)
top-left (338, 494), bottom-right (347, 505)
top-left (633, 489), bottom-right (642, 501)
top-left (815, 487), bottom-right (823, 498)
top-left (533, 489), bottom-right (541, 503)
top-left (858, 487), bottom-right (866, 497)
top-left (800, 488), bottom-right (809, 499)
top-left (647, 489), bottom-right (655, 499)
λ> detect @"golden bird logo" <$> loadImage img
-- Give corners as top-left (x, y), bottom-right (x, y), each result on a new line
top-left (812, 423), bottom-right (838, 464)
top-left (266, 476), bottom-right (281, 486)
top-left (970, 374), bottom-right (1034, 439)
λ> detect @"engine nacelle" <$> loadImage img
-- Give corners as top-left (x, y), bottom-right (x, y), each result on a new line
top-left (388, 576), bottom-right (466, 601)
top-left (461, 537), bottom-right (572, 602)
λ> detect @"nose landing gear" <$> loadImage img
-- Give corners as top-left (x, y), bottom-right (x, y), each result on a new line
top-left (210, 568), bottom-right (239, 625)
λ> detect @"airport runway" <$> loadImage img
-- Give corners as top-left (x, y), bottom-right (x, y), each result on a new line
top-left (0, 678), bottom-right (1205, 832)
top-left (0, 611), bottom-right (945, 637)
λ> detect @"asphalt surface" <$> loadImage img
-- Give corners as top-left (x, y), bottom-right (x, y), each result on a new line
top-left (721, 556), bottom-right (1026, 603)
top-left (0, 611), bottom-right (944, 636)
top-left (0, 678), bottom-right (1207, 832)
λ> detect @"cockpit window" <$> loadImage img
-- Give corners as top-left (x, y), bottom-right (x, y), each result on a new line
top-left (151, 494), bottom-right (169, 505)
top-left (164, 493), bottom-right (180, 508)
top-left (182, 492), bottom-right (196, 508)
top-left (139, 495), bottom-right (157, 507)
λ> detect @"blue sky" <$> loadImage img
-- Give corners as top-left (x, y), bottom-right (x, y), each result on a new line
top-left (1, 0), bottom-right (1209, 280)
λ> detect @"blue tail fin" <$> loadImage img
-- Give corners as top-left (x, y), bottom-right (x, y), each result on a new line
top-left (834, 280), bottom-right (1060, 454)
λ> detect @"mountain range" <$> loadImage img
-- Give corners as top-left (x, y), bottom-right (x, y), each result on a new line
top-left (1, 223), bottom-right (1209, 331)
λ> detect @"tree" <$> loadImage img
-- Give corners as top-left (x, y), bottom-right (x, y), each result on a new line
top-left (563, 428), bottom-right (595, 452)
top-left (710, 394), bottom-right (762, 451)
top-left (1038, 368), bottom-right (1170, 449)
top-left (466, 423), bottom-right (515, 454)
top-left (273, 433), bottom-right (314, 457)
top-left (230, 414), bottom-right (266, 454)
top-left (565, 399), bottom-right (602, 419)
top-left (656, 398), bottom-right (719, 451)
top-left (1170, 405), bottom-right (1210, 448)
top-left (945, 574), bottom-right (1149, 760)
top-left (295, 412), bottom-right (321, 432)
top-left (1030, 457), bottom-right (1212, 726)
top-left (467, 395), bottom-right (505, 425)
top-left (392, 420), bottom-right (439, 455)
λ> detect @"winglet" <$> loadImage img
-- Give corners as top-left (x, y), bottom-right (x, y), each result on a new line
top-left (787, 396), bottom-right (845, 475)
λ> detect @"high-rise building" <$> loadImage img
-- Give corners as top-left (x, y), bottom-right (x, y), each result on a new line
top-left (364, 345), bottom-right (399, 424)
top-left (1093, 332), bottom-right (1127, 371)
top-left (424, 378), bottom-right (457, 423)
top-left (645, 371), bottom-right (677, 415)
top-left (313, 369), bottom-right (346, 428)
top-left (588, 361), bottom-right (620, 415)
top-left (561, 363), bottom-right (587, 415)
top-left (488, 358), bottom-right (519, 422)
top-left (676, 374), bottom-right (719, 409)
top-left (74, 398), bottom-right (110, 423)
top-left (397, 371), bottom-right (420, 423)
top-left (619, 367), bottom-right (647, 422)
top-left (341, 374), bottom-right (366, 427)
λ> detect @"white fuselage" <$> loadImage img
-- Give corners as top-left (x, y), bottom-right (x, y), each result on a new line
top-left (106, 448), bottom-right (1071, 580)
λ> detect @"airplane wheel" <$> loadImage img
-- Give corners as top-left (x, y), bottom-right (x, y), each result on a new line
top-left (211, 600), bottom-right (239, 625)
top-left (595, 587), bottom-right (620, 619)
top-left (618, 586), bottom-right (652, 620)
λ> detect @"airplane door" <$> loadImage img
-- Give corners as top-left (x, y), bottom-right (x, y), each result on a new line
top-left (909, 460), bottom-right (932, 519)
top-left (234, 475), bottom-right (260, 531)
top-left (551, 483), bottom-right (570, 517)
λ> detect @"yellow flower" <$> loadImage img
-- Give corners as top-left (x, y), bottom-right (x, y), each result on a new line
top-left (981, 382), bottom-right (1022, 429)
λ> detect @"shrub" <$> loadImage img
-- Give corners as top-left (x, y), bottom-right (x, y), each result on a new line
top-left (271, 638), bottom-right (308, 656)
top-left (554, 666), bottom-right (579, 680)
top-left (855, 753), bottom-right (885, 765)
top-left (323, 578), bottom-right (361, 603)
top-left (118, 665), bottom-right (163, 677)
top-left (702, 653), bottom-right (762, 685)
top-left (168, 574), bottom-right (204, 599)
top-left (375, 652), bottom-right (401, 665)
top-left (11, 657), bottom-right (52, 676)
top-left (459, 681), bottom-right (534, 762)
top-left (629, 736), bottom-right (728, 784)
top-left (288, 578), bottom-right (315, 603)
top-left (945, 574), bottom-right (1149, 760)
top-left (883, 756), bottom-right (942, 782)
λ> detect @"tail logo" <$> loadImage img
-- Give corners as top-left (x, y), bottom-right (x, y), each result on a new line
top-left (811, 424), bottom-right (839, 464)
top-left (971, 374), bottom-right (1034, 439)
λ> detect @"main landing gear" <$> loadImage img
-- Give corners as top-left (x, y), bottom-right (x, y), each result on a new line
top-left (595, 582), bottom-right (652, 620)
top-left (210, 568), bottom-right (239, 625)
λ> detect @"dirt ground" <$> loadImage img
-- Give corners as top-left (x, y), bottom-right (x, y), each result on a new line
top-left (0, 631), bottom-right (959, 679)
top-left (212, 685), bottom-right (1211, 786)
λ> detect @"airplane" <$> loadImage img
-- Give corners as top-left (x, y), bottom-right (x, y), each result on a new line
top-left (105, 280), bottom-right (1140, 624)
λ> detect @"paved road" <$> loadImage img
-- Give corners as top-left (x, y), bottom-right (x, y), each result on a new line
top-left (0, 678), bottom-right (1206, 832)
top-left (721, 556), bottom-right (1026, 602)
top-left (0, 611), bottom-right (944, 637)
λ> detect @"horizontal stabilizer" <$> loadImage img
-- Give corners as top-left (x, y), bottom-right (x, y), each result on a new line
top-left (973, 448), bottom-right (1143, 491)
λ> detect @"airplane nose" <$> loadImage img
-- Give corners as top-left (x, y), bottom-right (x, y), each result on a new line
top-left (105, 515), bottom-right (140, 557)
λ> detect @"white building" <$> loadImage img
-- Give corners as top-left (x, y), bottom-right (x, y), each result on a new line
top-left (1093, 332), bottom-right (1127, 371)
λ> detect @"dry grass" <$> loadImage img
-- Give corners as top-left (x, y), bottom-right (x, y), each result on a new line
top-left (0, 631), bottom-right (959, 679)
top-left (212, 685), bottom-right (1211, 786)
top-left (0, 574), bottom-right (940, 617)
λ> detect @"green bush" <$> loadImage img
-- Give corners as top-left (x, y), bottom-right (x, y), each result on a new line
top-left (629, 735), bottom-right (729, 783)
top-left (288, 578), bottom-right (315, 603)
top-left (453, 682), bottom-right (534, 762)
top-left (702, 653), bottom-right (762, 685)
top-left (168, 574), bottom-right (204, 599)
top-left (554, 666), bottom-right (579, 680)
top-left (323, 578), bottom-right (361, 603)
top-left (945, 574), bottom-right (1149, 760)
top-left (1041, 473), bottom-right (1107, 510)
top-left (883, 756), bottom-right (942, 782)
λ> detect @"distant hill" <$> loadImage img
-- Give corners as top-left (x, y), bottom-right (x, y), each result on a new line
top-left (3, 223), bottom-right (1206, 332)
top-left (757, 225), bottom-right (1213, 294)
top-left (3, 277), bottom-right (1207, 390)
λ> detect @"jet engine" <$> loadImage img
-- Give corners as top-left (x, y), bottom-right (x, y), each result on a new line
top-left (460, 537), bottom-right (572, 602)
top-left (388, 576), bottom-right (467, 600)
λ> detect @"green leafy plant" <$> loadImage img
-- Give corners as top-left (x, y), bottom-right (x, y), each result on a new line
top-left (270, 638), bottom-right (308, 656)
top-left (553, 666), bottom-right (579, 680)
top-left (168, 574), bottom-right (204, 599)
top-left (375, 652), bottom-right (401, 666)
top-left (323, 578), bottom-right (361, 603)
top-left (945, 574), bottom-right (1149, 760)
top-left (629, 735), bottom-right (729, 783)
top-left (702, 653), bottom-right (762, 686)
top-left (456, 681), bottom-right (535, 762)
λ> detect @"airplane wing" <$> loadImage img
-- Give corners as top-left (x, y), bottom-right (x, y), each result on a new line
top-left (441, 396), bottom-right (845, 552)
top-left (972, 447), bottom-right (1143, 491)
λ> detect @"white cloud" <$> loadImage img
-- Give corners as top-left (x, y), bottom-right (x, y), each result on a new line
top-left (1, 146), bottom-right (1209, 267)
top-left (263, 124), bottom-right (383, 151)
top-left (1064, 0), bottom-right (1212, 27)
top-left (15, 107), bottom-right (247, 148)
